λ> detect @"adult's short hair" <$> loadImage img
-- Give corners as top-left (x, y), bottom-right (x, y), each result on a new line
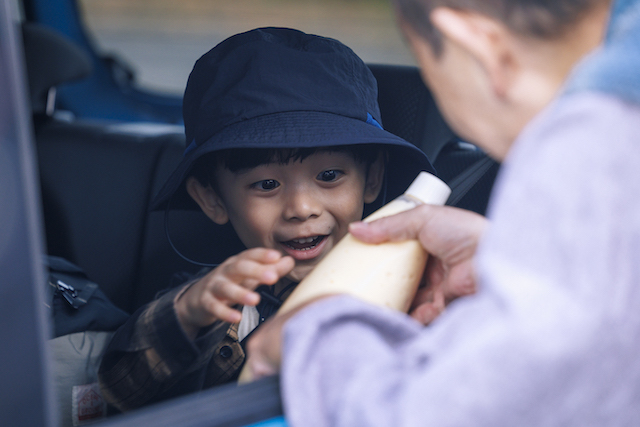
top-left (393, 0), bottom-right (608, 55)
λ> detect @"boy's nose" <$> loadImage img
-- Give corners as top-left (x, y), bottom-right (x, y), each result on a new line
top-left (283, 186), bottom-right (322, 221)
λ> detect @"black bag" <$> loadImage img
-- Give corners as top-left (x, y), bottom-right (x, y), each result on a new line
top-left (46, 255), bottom-right (129, 337)
top-left (45, 255), bottom-right (129, 427)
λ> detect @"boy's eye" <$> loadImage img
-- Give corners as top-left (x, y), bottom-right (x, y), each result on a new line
top-left (317, 170), bottom-right (342, 182)
top-left (252, 179), bottom-right (280, 191)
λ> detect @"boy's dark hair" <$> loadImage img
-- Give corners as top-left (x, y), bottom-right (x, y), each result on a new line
top-left (190, 145), bottom-right (382, 189)
top-left (393, 0), bottom-right (608, 55)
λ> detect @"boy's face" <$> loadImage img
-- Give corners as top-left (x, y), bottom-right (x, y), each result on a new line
top-left (195, 151), bottom-right (382, 282)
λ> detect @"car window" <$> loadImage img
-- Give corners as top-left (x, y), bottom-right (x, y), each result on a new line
top-left (77, 0), bottom-right (416, 95)
top-left (1, 1), bottom-right (56, 425)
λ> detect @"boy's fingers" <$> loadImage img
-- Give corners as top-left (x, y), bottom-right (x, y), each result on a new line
top-left (237, 247), bottom-right (283, 263)
top-left (216, 280), bottom-right (261, 306)
top-left (202, 250), bottom-right (296, 314)
top-left (225, 254), bottom-right (295, 285)
top-left (200, 295), bottom-right (243, 324)
top-left (241, 278), bottom-right (261, 289)
top-left (275, 256), bottom-right (295, 275)
top-left (222, 258), bottom-right (279, 284)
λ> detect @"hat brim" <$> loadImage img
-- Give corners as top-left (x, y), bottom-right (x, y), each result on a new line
top-left (151, 111), bottom-right (435, 211)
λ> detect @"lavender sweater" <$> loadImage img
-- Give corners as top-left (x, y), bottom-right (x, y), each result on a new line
top-left (280, 92), bottom-right (640, 426)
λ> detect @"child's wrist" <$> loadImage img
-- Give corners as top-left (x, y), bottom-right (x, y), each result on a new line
top-left (174, 284), bottom-right (201, 340)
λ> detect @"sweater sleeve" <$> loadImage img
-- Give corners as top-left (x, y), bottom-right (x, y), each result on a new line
top-left (279, 94), bottom-right (640, 427)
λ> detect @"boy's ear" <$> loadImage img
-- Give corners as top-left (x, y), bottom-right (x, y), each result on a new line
top-left (185, 176), bottom-right (229, 225)
top-left (430, 7), bottom-right (517, 99)
top-left (363, 153), bottom-right (385, 204)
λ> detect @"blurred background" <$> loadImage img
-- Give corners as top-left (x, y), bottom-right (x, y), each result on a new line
top-left (77, 0), bottom-right (416, 95)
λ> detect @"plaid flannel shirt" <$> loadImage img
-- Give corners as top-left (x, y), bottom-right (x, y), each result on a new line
top-left (98, 283), bottom-right (245, 412)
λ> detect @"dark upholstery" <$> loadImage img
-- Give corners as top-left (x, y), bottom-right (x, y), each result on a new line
top-left (37, 122), bottom-right (181, 311)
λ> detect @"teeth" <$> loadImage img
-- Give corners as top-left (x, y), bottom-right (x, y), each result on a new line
top-left (292, 236), bottom-right (317, 244)
top-left (285, 236), bottom-right (325, 251)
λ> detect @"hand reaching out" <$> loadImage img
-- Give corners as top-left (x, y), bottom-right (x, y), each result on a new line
top-left (174, 248), bottom-right (295, 339)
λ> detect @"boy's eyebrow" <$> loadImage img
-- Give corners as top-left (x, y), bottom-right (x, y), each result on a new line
top-left (226, 163), bottom-right (274, 176)
top-left (230, 168), bottom-right (254, 176)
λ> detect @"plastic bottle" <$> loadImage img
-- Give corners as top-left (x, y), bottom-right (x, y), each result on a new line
top-left (277, 171), bottom-right (451, 315)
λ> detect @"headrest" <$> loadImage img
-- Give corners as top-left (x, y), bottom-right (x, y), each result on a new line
top-left (21, 23), bottom-right (92, 115)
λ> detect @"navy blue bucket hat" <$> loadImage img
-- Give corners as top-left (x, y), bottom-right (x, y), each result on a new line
top-left (152, 27), bottom-right (435, 211)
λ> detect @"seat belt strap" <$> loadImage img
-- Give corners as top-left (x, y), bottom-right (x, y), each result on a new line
top-left (445, 155), bottom-right (495, 206)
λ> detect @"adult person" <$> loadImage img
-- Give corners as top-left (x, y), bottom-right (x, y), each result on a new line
top-left (244, 0), bottom-right (640, 425)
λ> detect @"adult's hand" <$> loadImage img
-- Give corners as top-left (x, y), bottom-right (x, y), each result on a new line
top-left (349, 204), bottom-right (487, 325)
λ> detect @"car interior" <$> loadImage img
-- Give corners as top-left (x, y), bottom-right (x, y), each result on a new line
top-left (5, 0), bottom-right (501, 425)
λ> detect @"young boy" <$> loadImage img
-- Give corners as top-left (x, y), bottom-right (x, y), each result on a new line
top-left (98, 27), bottom-right (434, 411)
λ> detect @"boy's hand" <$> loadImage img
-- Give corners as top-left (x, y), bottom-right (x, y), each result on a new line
top-left (174, 248), bottom-right (294, 340)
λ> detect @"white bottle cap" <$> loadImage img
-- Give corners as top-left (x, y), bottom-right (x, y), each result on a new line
top-left (404, 172), bottom-right (451, 206)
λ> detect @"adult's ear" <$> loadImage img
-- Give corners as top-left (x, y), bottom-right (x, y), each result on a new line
top-left (185, 176), bottom-right (229, 225)
top-left (363, 153), bottom-right (385, 204)
top-left (430, 7), bottom-right (517, 99)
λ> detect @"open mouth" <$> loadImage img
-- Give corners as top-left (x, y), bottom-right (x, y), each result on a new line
top-left (283, 235), bottom-right (326, 251)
